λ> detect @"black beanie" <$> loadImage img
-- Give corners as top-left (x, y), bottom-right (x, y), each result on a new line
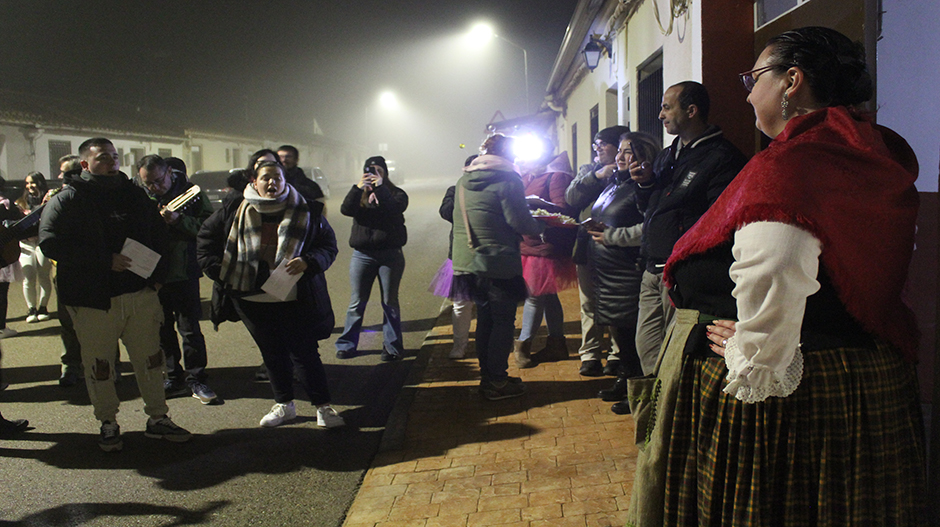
top-left (364, 156), bottom-right (389, 176)
top-left (594, 125), bottom-right (631, 146)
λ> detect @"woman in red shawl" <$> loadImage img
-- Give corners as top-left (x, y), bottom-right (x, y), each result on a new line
top-left (626, 27), bottom-right (925, 526)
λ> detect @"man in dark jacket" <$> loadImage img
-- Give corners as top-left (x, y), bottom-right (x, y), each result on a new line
top-left (278, 145), bottom-right (324, 203)
top-left (632, 81), bottom-right (748, 377)
top-left (39, 137), bottom-right (192, 451)
top-left (137, 154), bottom-right (216, 405)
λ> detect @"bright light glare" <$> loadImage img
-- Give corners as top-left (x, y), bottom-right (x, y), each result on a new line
top-left (466, 23), bottom-right (494, 47)
top-left (513, 134), bottom-right (545, 162)
top-left (378, 91), bottom-right (399, 110)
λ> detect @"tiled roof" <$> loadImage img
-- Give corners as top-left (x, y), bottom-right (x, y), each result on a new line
top-left (0, 89), bottom-right (185, 138)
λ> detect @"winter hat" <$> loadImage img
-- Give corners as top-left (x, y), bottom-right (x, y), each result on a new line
top-left (594, 125), bottom-right (631, 146)
top-left (364, 156), bottom-right (388, 175)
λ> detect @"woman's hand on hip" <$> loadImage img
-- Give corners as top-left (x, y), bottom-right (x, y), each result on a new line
top-left (706, 320), bottom-right (737, 357)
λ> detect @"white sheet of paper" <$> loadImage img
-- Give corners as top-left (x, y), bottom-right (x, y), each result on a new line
top-left (261, 259), bottom-right (302, 301)
top-left (120, 238), bottom-right (161, 279)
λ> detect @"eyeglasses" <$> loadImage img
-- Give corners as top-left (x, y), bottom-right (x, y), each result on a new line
top-left (592, 141), bottom-right (610, 151)
top-left (738, 64), bottom-right (786, 92)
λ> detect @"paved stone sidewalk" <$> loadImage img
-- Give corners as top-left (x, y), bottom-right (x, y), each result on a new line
top-left (342, 288), bottom-right (639, 527)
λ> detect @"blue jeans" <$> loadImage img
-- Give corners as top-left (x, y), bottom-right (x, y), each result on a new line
top-left (335, 248), bottom-right (405, 355)
top-left (518, 293), bottom-right (564, 342)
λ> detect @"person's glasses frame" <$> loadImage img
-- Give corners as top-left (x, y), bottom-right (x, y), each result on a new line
top-left (739, 64), bottom-right (790, 92)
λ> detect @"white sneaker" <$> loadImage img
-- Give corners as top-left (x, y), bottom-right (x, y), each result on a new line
top-left (448, 346), bottom-right (467, 359)
top-left (0, 328), bottom-right (18, 339)
top-left (260, 401), bottom-right (296, 427)
top-left (316, 405), bottom-right (345, 428)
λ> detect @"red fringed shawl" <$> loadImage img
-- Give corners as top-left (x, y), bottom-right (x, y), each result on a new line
top-left (664, 107), bottom-right (920, 360)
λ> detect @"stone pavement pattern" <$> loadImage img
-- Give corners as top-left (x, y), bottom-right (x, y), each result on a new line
top-left (343, 288), bottom-right (639, 527)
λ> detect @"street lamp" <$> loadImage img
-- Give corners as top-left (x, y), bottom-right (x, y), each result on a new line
top-left (467, 23), bottom-right (530, 114)
top-left (582, 35), bottom-right (612, 72)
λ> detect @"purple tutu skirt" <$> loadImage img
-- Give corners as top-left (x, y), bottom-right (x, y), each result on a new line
top-left (430, 259), bottom-right (475, 302)
top-left (429, 259), bottom-right (454, 297)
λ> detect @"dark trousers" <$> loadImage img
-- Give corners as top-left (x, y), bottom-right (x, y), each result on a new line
top-left (159, 279), bottom-right (208, 385)
top-left (55, 276), bottom-right (83, 374)
top-left (0, 281), bottom-right (8, 329)
top-left (471, 276), bottom-right (527, 384)
top-left (611, 323), bottom-right (643, 379)
top-left (233, 297), bottom-right (331, 406)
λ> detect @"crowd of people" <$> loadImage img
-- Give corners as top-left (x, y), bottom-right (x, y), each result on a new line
top-left (436, 25), bottom-right (925, 525)
top-left (1, 140), bottom-right (345, 448)
top-left (0, 24), bottom-right (928, 524)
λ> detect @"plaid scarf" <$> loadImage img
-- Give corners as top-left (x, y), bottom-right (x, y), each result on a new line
top-left (220, 184), bottom-right (310, 292)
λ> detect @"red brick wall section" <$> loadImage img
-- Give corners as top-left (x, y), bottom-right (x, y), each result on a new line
top-left (700, 0), bottom-right (757, 157)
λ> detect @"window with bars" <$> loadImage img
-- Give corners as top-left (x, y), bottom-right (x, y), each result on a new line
top-left (48, 140), bottom-right (71, 177)
top-left (637, 50), bottom-right (664, 145)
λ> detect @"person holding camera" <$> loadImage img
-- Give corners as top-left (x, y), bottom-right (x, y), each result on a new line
top-left (335, 156), bottom-right (408, 361)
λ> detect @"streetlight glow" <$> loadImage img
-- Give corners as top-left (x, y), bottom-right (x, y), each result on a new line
top-left (379, 91), bottom-right (399, 110)
top-left (467, 23), bottom-right (494, 47)
top-left (463, 21), bottom-right (530, 114)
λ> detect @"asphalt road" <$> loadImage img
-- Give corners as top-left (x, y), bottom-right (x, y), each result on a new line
top-left (0, 179), bottom-right (454, 526)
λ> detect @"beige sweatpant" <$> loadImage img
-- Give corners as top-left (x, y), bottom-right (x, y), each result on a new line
top-left (68, 288), bottom-right (168, 423)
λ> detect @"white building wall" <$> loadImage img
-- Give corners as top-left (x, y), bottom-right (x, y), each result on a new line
top-left (0, 126), bottom-right (182, 182)
top-left (623, 0), bottom-right (700, 146)
top-left (555, 1), bottom-right (707, 166)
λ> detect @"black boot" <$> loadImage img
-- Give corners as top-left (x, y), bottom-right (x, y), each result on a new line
top-left (598, 375), bottom-right (626, 402)
top-left (611, 399), bottom-right (631, 415)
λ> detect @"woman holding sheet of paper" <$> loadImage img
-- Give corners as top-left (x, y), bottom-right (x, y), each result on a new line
top-left (196, 160), bottom-right (345, 429)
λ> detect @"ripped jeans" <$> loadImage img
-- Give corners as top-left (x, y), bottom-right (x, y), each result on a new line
top-left (68, 288), bottom-right (168, 423)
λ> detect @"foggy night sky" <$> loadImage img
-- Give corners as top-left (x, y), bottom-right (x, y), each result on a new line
top-left (0, 1), bottom-right (577, 176)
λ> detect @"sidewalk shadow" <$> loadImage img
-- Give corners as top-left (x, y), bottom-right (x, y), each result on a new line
top-left (0, 500), bottom-right (228, 526)
top-left (0, 419), bottom-right (384, 491)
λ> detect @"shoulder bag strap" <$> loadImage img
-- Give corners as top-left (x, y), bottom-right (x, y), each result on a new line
top-left (458, 184), bottom-right (477, 249)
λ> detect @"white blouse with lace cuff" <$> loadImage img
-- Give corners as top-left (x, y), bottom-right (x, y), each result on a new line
top-left (724, 221), bottom-right (822, 403)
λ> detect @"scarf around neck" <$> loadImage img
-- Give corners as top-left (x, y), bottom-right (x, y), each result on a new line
top-left (664, 106), bottom-right (920, 359)
top-left (220, 183), bottom-right (310, 292)
top-left (464, 154), bottom-right (518, 174)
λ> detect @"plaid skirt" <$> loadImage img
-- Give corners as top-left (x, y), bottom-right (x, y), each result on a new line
top-left (663, 343), bottom-right (926, 526)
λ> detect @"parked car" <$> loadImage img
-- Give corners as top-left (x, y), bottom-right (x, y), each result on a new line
top-left (303, 167), bottom-right (330, 198)
top-left (192, 166), bottom-right (329, 207)
top-left (189, 169), bottom-right (243, 207)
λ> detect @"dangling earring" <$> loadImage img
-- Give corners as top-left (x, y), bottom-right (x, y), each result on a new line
top-left (781, 93), bottom-right (790, 121)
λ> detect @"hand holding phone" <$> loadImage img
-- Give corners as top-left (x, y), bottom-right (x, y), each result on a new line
top-left (581, 218), bottom-right (606, 232)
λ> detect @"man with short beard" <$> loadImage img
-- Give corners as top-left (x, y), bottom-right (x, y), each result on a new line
top-left (39, 137), bottom-right (192, 451)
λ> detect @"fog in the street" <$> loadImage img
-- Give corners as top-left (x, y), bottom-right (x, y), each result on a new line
top-left (0, 1), bottom-right (575, 178)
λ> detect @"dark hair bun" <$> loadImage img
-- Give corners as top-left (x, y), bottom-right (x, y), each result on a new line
top-left (481, 134), bottom-right (515, 160)
top-left (767, 26), bottom-right (872, 107)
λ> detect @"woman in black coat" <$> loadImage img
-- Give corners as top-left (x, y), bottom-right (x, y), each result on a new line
top-left (196, 161), bottom-right (343, 429)
top-left (334, 156), bottom-right (408, 361)
top-left (586, 132), bottom-right (661, 408)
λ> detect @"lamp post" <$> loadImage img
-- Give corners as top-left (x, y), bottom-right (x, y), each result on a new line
top-left (468, 23), bottom-right (530, 114)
